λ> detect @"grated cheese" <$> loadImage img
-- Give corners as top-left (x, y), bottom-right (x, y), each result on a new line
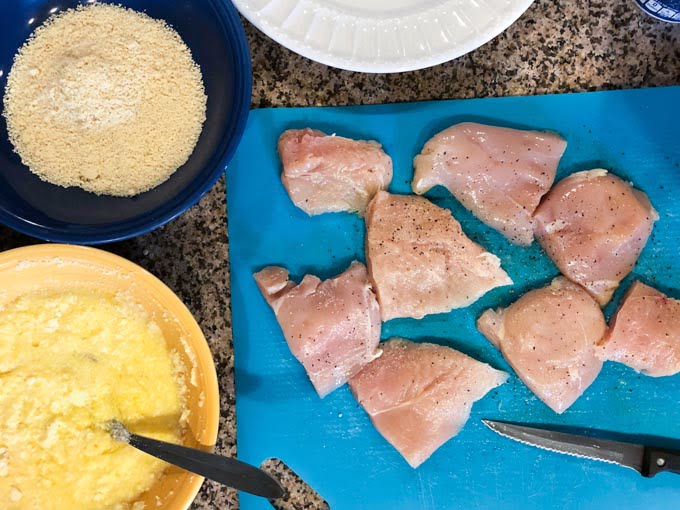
top-left (2, 4), bottom-right (207, 196)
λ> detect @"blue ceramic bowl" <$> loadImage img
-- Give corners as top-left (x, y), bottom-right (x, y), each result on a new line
top-left (0, 0), bottom-right (251, 244)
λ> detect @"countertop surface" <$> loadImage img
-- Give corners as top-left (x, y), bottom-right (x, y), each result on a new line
top-left (0, 1), bottom-right (678, 509)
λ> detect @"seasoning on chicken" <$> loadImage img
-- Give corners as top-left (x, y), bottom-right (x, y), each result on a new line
top-left (365, 191), bottom-right (512, 321)
top-left (254, 262), bottom-right (382, 398)
top-left (412, 122), bottom-right (566, 246)
top-left (597, 281), bottom-right (680, 377)
top-left (477, 277), bottom-right (606, 414)
top-left (277, 128), bottom-right (393, 215)
top-left (533, 169), bottom-right (657, 306)
top-left (349, 338), bottom-right (508, 468)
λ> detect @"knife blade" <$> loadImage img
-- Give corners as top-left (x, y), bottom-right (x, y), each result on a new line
top-left (482, 420), bottom-right (680, 478)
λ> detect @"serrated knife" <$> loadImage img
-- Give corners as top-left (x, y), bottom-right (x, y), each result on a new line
top-left (483, 420), bottom-right (680, 477)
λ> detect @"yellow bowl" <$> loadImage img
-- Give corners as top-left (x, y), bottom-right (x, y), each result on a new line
top-left (0, 244), bottom-right (219, 510)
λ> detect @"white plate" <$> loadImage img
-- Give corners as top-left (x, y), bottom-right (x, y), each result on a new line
top-left (233, 0), bottom-right (535, 73)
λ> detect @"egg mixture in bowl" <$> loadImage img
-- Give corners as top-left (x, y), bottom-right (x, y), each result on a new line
top-left (0, 245), bottom-right (219, 510)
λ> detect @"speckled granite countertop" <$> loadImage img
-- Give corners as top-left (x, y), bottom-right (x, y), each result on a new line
top-left (0, 0), bottom-right (677, 508)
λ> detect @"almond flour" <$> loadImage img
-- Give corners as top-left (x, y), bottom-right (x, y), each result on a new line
top-left (2, 4), bottom-right (207, 197)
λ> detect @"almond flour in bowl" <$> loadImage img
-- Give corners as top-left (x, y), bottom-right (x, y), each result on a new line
top-left (2, 4), bottom-right (207, 197)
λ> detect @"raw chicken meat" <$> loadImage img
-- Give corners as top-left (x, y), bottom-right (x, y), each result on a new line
top-left (254, 261), bottom-right (382, 398)
top-left (412, 122), bottom-right (566, 245)
top-left (477, 277), bottom-right (606, 414)
top-left (365, 191), bottom-right (512, 321)
top-left (533, 169), bottom-right (657, 306)
top-left (597, 281), bottom-right (680, 377)
top-left (349, 338), bottom-right (508, 468)
top-left (277, 128), bottom-right (393, 215)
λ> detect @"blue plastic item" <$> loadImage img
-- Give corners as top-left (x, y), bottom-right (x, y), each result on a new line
top-left (633, 0), bottom-right (680, 22)
top-left (0, 0), bottom-right (250, 244)
top-left (227, 87), bottom-right (680, 510)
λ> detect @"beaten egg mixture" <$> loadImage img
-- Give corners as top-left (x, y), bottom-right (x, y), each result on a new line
top-left (0, 289), bottom-right (188, 510)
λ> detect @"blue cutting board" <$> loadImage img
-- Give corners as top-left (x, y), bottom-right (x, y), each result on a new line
top-left (227, 87), bottom-right (680, 510)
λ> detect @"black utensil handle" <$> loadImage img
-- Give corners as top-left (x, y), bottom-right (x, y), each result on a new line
top-left (128, 433), bottom-right (284, 499)
top-left (642, 447), bottom-right (680, 477)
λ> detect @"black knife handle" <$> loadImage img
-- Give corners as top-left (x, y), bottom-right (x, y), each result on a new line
top-left (642, 447), bottom-right (680, 477)
top-left (128, 433), bottom-right (284, 498)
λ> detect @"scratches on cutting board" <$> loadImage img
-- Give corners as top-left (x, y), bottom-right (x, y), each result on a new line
top-left (416, 470), bottom-right (435, 510)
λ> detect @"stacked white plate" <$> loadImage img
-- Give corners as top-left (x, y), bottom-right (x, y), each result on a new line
top-left (233, 0), bottom-right (535, 73)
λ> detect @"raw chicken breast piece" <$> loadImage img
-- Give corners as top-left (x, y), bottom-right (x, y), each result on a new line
top-left (534, 169), bottom-right (657, 306)
top-left (278, 128), bottom-right (393, 215)
top-left (365, 191), bottom-right (512, 321)
top-left (597, 281), bottom-right (680, 377)
top-left (413, 122), bottom-right (566, 246)
top-left (254, 262), bottom-right (382, 398)
top-left (477, 277), bottom-right (606, 414)
top-left (349, 338), bottom-right (508, 468)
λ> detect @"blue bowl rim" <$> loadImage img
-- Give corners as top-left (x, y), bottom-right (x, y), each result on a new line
top-left (0, 0), bottom-right (252, 245)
